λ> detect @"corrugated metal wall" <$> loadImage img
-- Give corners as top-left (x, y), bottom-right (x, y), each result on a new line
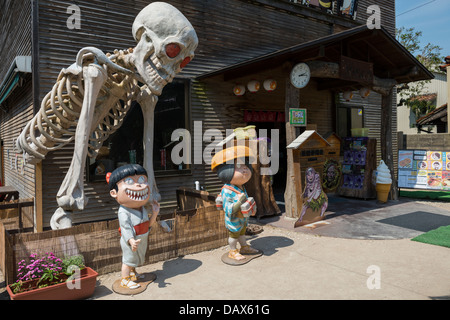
top-left (32, 0), bottom-right (398, 228)
top-left (334, 0), bottom-right (398, 175)
top-left (0, 1), bottom-right (32, 80)
top-left (337, 91), bottom-right (398, 166)
top-left (35, 0), bottom-right (335, 227)
top-left (0, 76), bottom-right (35, 199)
top-left (0, 0), bottom-right (35, 200)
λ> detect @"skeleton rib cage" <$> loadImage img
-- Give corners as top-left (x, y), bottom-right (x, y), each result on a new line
top-left (17, 54), bottom-right (139, 164)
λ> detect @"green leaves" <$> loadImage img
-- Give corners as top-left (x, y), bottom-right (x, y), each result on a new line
top-left (396, 26), bottom-right (443, 130)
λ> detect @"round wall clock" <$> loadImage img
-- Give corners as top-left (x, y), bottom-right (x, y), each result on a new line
top-left (290, 63), bottom-right (311, 89)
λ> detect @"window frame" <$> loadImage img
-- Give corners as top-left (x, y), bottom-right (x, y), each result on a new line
top-left (86, 78), bottom-right (192, 183)
top-left (337, 105), bottom-right (365, 138)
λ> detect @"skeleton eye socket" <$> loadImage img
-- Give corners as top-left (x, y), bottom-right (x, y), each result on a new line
top-left (165, 43), bottom-right (181, 58)
top-left (180, 57), bottom-right (191, 69)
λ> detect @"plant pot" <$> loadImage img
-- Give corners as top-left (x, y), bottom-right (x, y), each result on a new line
top-left (6, 267), bottom-right (98, 300)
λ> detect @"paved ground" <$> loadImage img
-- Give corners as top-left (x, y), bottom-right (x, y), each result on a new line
top-left (267, 194), bottom-right (450, 240)
top-left (89, 195), bottom-right (450, 301)
top-left (2, 195), bottom-right (450, 302)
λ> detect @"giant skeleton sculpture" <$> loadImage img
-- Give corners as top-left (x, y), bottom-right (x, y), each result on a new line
top-left (15, 2), bottom-right (198, 230)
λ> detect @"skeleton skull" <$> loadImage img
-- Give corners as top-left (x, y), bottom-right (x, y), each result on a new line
top-left (132, 2), bottom-right (198, 95)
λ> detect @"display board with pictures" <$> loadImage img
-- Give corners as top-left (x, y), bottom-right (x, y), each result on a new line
top-left (398, 150), bottom-right (450, 190)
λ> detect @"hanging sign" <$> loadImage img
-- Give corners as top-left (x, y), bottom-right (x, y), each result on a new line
top-left (244, 110), bottom-right (286, 123)
top-left (338, 0), bottom-right (359, 18)
top-left (289, 108), bottom-right (307, 127)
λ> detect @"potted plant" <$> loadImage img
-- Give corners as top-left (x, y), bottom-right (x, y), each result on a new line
top-left (6, 252), bottom-right (98, 300)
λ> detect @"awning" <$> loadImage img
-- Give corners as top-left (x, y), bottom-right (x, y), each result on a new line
top-left (196, 25), bottom-right (434, 88)
top-left (0, 56), bottom-right (32, 108)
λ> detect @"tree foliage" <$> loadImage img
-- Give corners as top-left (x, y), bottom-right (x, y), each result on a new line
top-left (396, 27), bottom-right (444, 128)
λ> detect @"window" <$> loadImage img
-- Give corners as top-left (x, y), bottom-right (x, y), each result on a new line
top-left (153, 80), bottom-right (191, 176)
top-left (337, 106), bottom-right (364, 138)
top-left (87, 79), bottom-right (191, 182)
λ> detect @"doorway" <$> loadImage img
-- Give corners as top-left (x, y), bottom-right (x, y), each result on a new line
top-left (337, 106), bottom-right (364, 138)
top-left (247, 121), bottom-right (287, 195)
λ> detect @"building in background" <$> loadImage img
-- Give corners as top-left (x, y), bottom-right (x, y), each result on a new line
top-left (0, 0), bottom-right (432, 231)
top-left (397, 70), bottom-right (447, 134)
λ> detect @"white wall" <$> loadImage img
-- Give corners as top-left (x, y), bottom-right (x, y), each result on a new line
top-left (397, 71), bottom-right (447, 134)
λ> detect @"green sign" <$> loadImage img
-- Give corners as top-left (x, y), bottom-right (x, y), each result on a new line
top-left (289, 108), bottom-right (307, 127)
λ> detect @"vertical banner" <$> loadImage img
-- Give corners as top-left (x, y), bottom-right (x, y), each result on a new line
top-left (337, 0), bottom-right (359, 18)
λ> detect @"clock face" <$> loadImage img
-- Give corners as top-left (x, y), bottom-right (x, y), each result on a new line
top-left (290, 63), bottom-right (311, 89)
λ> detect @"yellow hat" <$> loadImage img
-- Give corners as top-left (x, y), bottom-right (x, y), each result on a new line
top-left (211, 145), bottom-right (256, 172)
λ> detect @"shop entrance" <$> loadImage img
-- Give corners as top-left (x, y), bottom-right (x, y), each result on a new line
top-left (247, 120), bottom-right (287, 196)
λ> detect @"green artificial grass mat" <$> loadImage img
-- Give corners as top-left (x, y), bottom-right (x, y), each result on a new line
top-left (400, 190), bottom-right (450, 201)
top-left (412, 225), bottom-right (450, 248)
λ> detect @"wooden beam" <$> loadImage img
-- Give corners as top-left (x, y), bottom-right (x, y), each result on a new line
top-left (307, 60), bottom-right (340, 78)
top-left (363, 40), bottom-right (398, 69)
top-left (317, 79), bottom-right (359, 91)
top-left (284, 79), bottom-right (301, 219)
top-left (35, 162), bottom-right (43, 232)
top-left (306, 60), bottom-right (397, 95)
top-left (381, 88), bottom-right (399, 200)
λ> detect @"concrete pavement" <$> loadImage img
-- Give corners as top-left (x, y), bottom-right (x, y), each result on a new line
top-left (2, 195), bottom-right (450, 302)
top-left (90, 196), bottom-right (450, 301)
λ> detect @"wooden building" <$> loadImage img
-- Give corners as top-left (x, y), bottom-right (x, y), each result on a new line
top-left (0, 0), bottom-right (433, 231)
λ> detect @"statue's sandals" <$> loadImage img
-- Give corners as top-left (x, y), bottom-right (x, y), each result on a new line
top-left (120, 276), bottom-right (141, 290)
top-left (130, 271), bottom-right (145, 281)
top-left (228, 249), bottom-right (246, 261)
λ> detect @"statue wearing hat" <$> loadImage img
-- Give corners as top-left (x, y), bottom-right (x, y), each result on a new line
top-left (211, 146), bottom-right (262, 263)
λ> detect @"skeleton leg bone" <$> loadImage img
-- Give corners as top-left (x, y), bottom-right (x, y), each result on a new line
top-left (51, 64), bottom-right (108, 229)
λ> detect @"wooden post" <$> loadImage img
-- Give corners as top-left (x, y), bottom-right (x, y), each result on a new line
top-left (381, 88), bottom-right (398, 200)
top-left (35, 162), bottom-right (43, 232)
top-left (284, 80), bottom-right (301, 218)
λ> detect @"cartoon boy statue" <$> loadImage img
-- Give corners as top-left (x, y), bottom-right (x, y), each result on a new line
top-left (108, 164), bottom-right (159, 290)
top-left (212, 145), bottom-right (260, 262)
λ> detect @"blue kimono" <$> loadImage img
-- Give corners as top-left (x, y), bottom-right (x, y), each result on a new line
top-left (220, 184), bottom-right (251, 233)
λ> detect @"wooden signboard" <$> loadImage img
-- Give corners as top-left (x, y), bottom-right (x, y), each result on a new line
top-left (324, 132), bottom-right (341, 162)
top-left (287, 130), bottom-right (331, 217)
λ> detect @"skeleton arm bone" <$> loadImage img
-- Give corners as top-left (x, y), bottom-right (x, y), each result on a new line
top-left (55, 64), bottom-right (108, 212)
top-left (137, 87), bottom-right (161, 203)
top-left (76, 47), bottom-right (133, 76)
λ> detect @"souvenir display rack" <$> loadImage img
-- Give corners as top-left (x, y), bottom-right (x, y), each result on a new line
top-left (337, 137), bottom-right (377, 199)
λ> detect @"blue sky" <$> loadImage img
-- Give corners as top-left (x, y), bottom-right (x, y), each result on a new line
top-left (396, 0), bottom-right (450, 59)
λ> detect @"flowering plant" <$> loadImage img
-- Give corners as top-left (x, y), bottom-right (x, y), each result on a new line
top-left (16, 252), bottom-right (63, 282)
top-left (10, 253), bottom-right (87, 294)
